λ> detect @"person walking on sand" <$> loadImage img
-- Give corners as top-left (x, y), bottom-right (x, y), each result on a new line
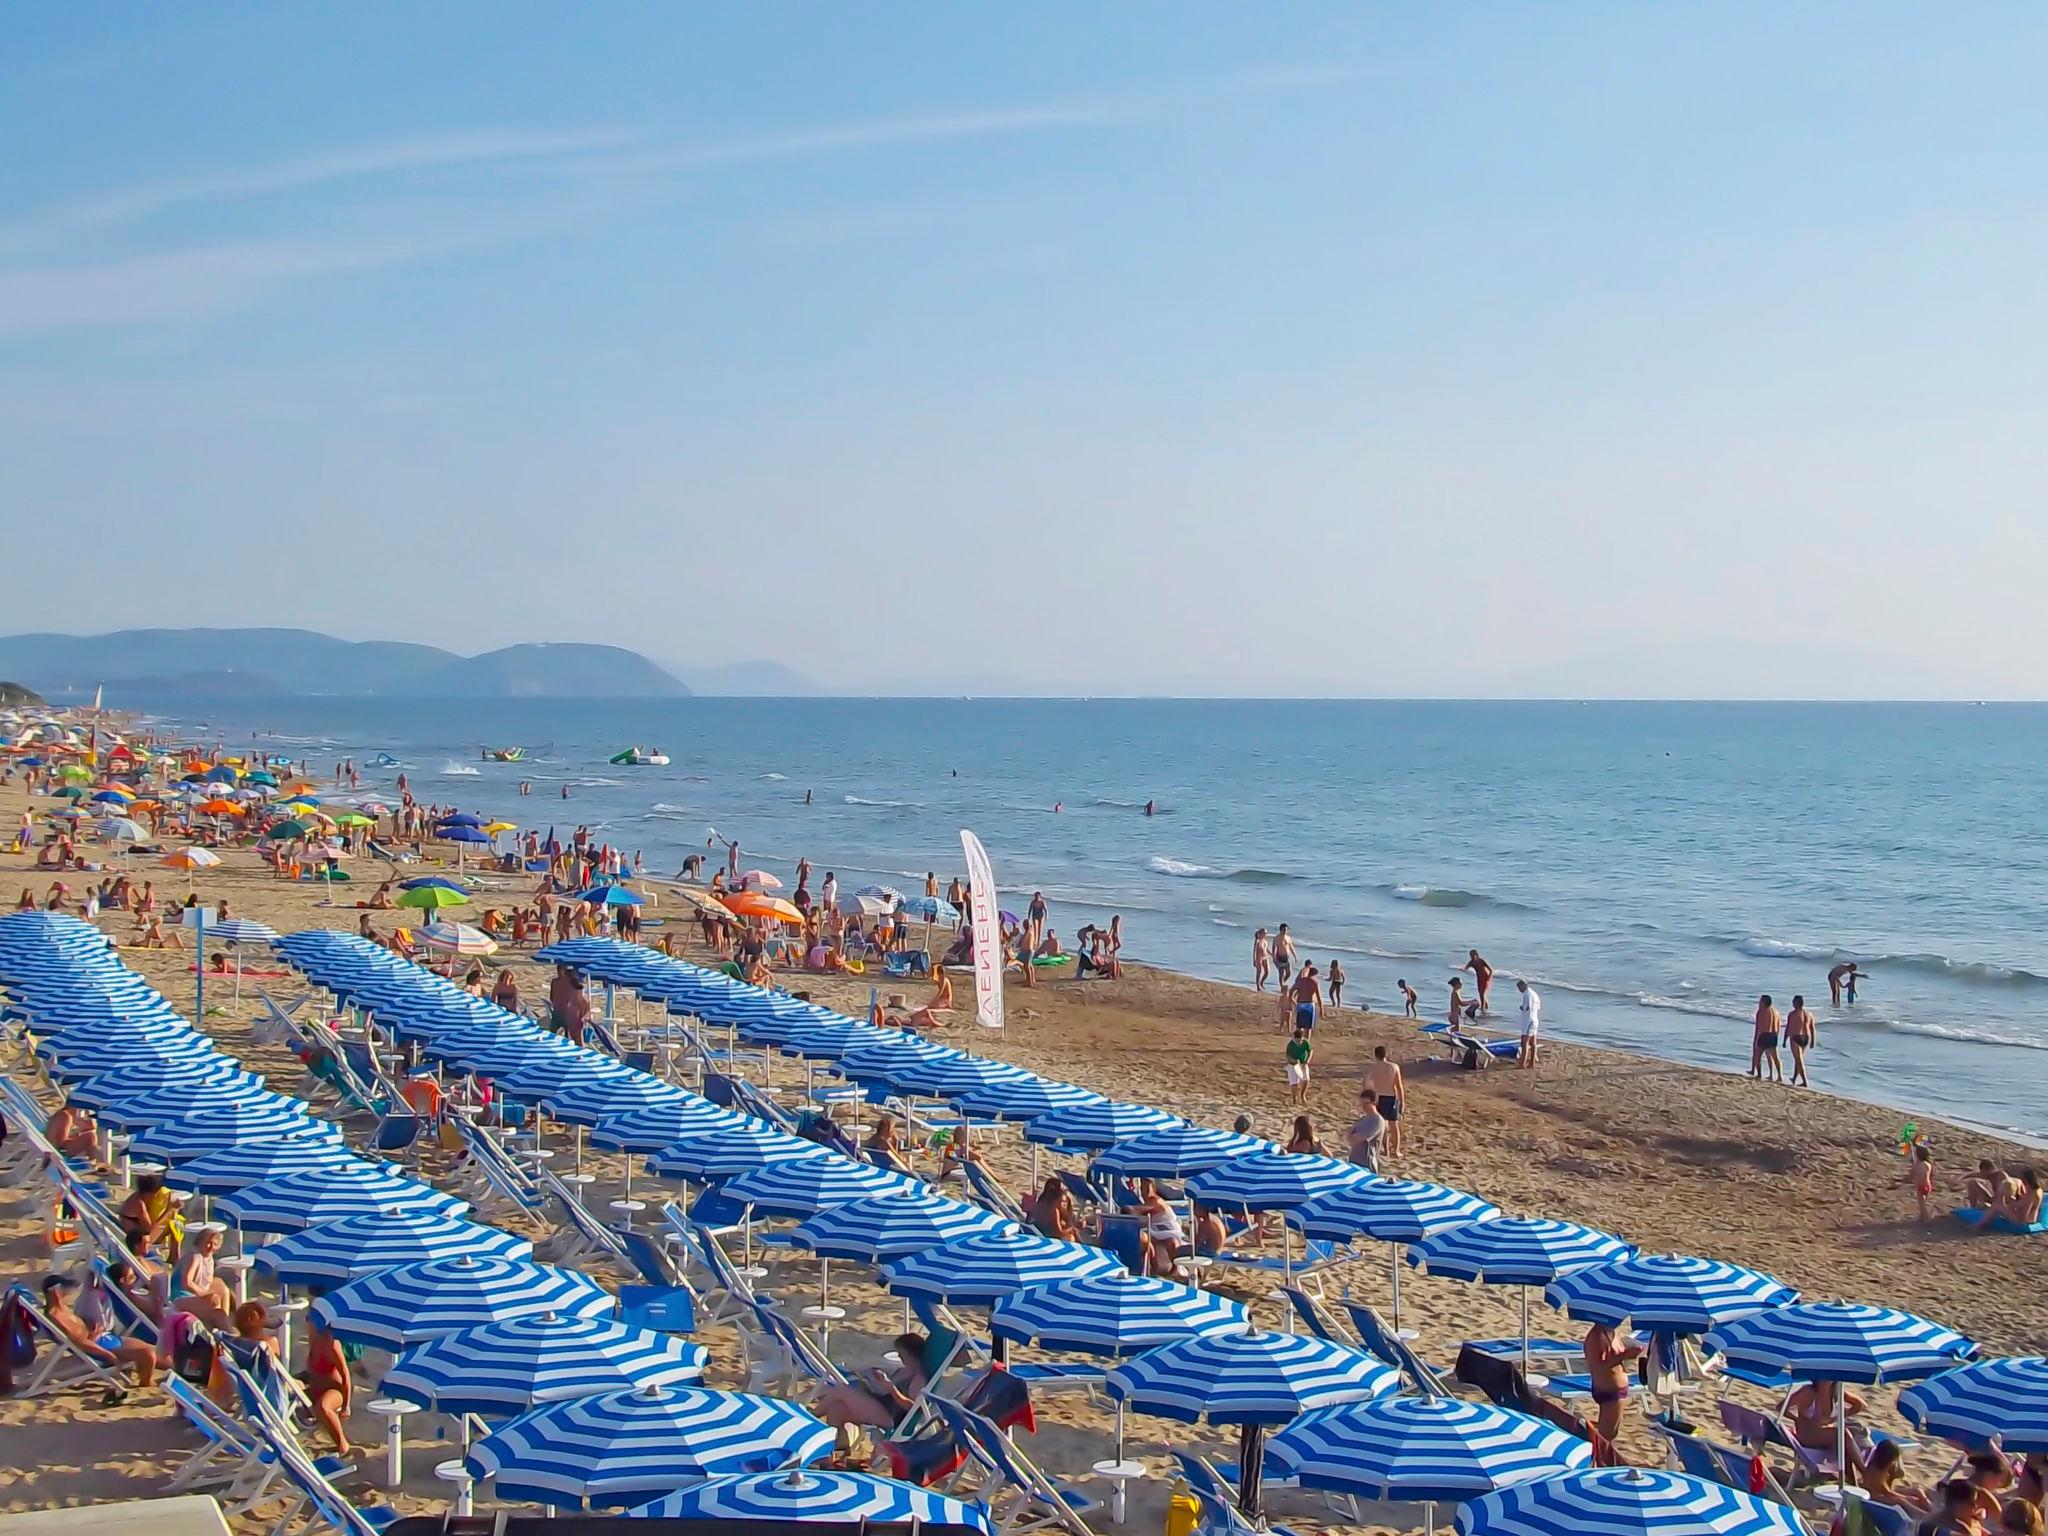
top-left (1272, 924), bottom-right (1296, 987)
top-left (1252, 927), bottom-right (1270, 991)
top-left (1398, 978), bottom-right (1419, 1018)
top-left (1288, 962), bottom-right (1322, 1033)
top-left (1786, 993), bottom-right (1817, 1086)
top-left (1465, 949), bottom-right (1495, 1014)
top-left (1752, 994), bottom-right (1783, 1082)
top-left (1907, 1143), bottom-right (1936, 1221)
top-left (1284, 1026), bottom-right (1314, 1105)
top-left (1516, 977), bottom-right (1542, 1069)
top-left (1327, 958), bottom-right (1346, 1008)
top-left (1363, 1045), bottom-right (1405, 1157)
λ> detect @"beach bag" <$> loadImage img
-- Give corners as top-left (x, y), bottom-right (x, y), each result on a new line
top-left (2, 1296), bottom-right (36, 1394)
top-left (1459, 1042), bottom-right (1483, 1071)
top-left (170, 1316), bottom-right (217, 1385)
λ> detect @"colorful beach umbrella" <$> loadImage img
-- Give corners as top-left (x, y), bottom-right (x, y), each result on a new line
top-left (466, 1385), bottom-right (832, 1508)
top-left (418, 921), bottom-right (497, 956)
top-left (396, 885), bottom-right (470, 910)
top-left (1455, 1467), bottom-right (1804, 1536)
top-left (627, 1470), bottom-right (991, 1532)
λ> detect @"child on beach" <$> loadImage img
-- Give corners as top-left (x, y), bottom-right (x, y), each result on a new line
top-left (1908, 1143), bottom-right (1935, 1221)
top-left (1398, 978), bottom-right (1419, 1018)
top-left (1284, 1026), bottom-right (1313, 1105)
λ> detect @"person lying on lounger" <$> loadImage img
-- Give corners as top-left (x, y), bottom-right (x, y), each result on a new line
top-left (41, 1274), bottom-right (157, 1400)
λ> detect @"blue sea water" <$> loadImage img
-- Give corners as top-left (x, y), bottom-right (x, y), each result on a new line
top-left (167, 698), bottom-right (2048, 1140)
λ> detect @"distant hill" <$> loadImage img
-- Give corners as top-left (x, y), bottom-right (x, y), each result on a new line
top-left (0, 681), bottom-right (44, 706)
top-left (0, 628), bottom-right (690, 700)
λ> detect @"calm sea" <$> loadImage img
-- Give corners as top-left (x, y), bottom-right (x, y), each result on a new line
top-left (159, 698), bottom-right (2048, 1141)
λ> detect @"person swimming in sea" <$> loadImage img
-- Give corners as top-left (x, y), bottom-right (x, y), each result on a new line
top-left (1144, 800), bottom-right (1155, 816)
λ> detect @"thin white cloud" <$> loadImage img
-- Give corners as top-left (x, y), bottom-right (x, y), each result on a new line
top-left (0, 127), bottom-right (633, 254)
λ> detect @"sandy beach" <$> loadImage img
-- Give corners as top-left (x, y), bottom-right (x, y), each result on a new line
top-left (3, 743), bottom-right (2044, 1531)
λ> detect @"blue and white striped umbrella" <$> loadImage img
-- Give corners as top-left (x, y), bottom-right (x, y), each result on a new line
top-left (834, 1040), bottom-right (965, 1085)
top-left (128, 1108), bottom-right (346, 1162)
top-left (253, 1211), bottom-right (533, 1286)
top-left (1703, 1303), bottom-right (1976, 1385)
top-left (383, 1313), bottom-right (708, 1413)
top-left (1408, 1218), bottom-right (1634, 1286)
top-left (991, 1274), bottom-right (1251, 1355)
top-left (791, 1194), bottom-right (1020, 1260)
top-left (648, 1128), bottom-right (831, 1180)
top-left (1290, 1180), bottom-right (1500, 1244)
top-left (207, 918), bottom-right (281, 946)
top-left (877, 1055), bottom-right (1029, 1100)
top-left (1270, 1396), bottom-right (1591, 1502)
top-left (66, 1063), bottom-right (262, 1110)
top-left (628, 1469), bottom-right (991, 1532)
top-left (1187, 1152), bottom-right (1375, 1212)
top-left (219, 1164), bottom-right (468, 1234)
top-left (1024, 1100), bottom-right (1180, 1151)
top-left (1108, 1329), bottom-right (1401, 1518)
top-left (544, 1077), bottom-right (691, 1128)
top-left (590, 1100), bottom-right (751, 1153)
top-left (882, 1229), bottom-right (1126, 1304)
top-left (1897, 1357), bottom-right (2048, 1452)
top-left (1545, 1255), bottom-right (1798, 1331)
top-left (1107, 1330), bottom-right (1399, 1426)
top-left (467, 1384), bottom-right (833, 1507)
top-left (90, 1085), bottom-right (293, 1133)
top-left (168, 1139), bottom-right (370, 1196)
top-left (1456, 1466), bottom-right (1804, 1536)
top-left (312, 1256), bottom-right (614, 1348)
top-left (1094, 1124), bottom-right (1271, 1178)
top-left (951, 1078), bottom-right (1104, 1121)
top-left (719, 1157), bottom-right (925, 1220)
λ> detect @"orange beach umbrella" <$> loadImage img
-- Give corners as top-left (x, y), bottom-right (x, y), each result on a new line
top-left (720, 891), bottom-right (804, 925)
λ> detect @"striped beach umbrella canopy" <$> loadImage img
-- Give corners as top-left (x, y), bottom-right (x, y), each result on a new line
top-left (312, 1257), bottom-right (613, 1348)
top-left (1545, 1255), bottom-right (1799, 1331)
top-left (1108, 1330), bottom-right (1400, 1518)
top-left (418, 922), bottom-right (497, 956)
top-left (66, 1062), bottom-right (264, 1110)
top-left (219, 1164), bottom-right (468, 1234)
top-left (1455, 1466), bottom-right (1805, 1536)
top-left (1024, 1100), bottom-right (1180, 1151)
top-left (952, 1077), bottom-right (1104, 1122)
top-left (1290, 1180), bottom-right (1500, 1244)
top-left (992, 1274), bottom-right (1251, 1355)
top-left (253, 1211), bottom-right (534, 1286)
top-left (882, 1229), bottom-right (1127, 1305)
top-left (1897, 1357), bottom-right (2048, 1452)
top-left (833, 1038), bottom-right (958, 1079)
top-left (466, 1384), bottom-right (833, 1508)
top-left (720, 1157), bottom-right (924, 1221)
top-left (168, 1139), bottom-right (370, 1196)
top-left (206, 918), bottom-right (282, 946)
top-left (1408, 1219), bottom-right (1634, 1286)
top-left (590, 1099), bottom-right (752, 1153)
top-left (792, 1194), bottom-right (1019, 1261)
top-left (383, 1313), bottom-right (709, 1414)
top-left (492, 1055), bottom-right (633, 1099)
top-left (1703, 1303), bottom-right (1976, 1385)
top-left (876, 1054), bottom-right (1029, 1099)
top-left (648, 1127), bottom-right (831, 1180)
top-left (127, 1106), bottom-right (346, 1160)
top-left (544, 1076), bottom-right (692, 1127)
top-left (91, 1083), bottom-right (292, 1132)
top-left (628, 1469), bottom-right (992, 1532)
top-left (779, 1022), bottom-right (893, 1060)
top-left (47, 1044), bottom-right (233, 1081)
top-left (1094, 1124), bottom-right (1272, 1178)
top-left (1187, 1152), bottom-right (1376, 1212)
top-left (1270, 1396), bottom-right (1592, 1502)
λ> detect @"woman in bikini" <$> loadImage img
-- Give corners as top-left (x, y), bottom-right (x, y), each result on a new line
top-left (301, 1317), bottom-right (354, 1455)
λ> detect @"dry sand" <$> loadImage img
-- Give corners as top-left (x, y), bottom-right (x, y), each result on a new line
top-left (2, 756), bottom-right (2043, 1530)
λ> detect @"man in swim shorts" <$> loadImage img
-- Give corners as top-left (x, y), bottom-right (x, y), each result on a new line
top-left (1363, 1045), bottom-right (1405, 1157)
top-left (1751, 994), bottom-right (1782, 1083)
top-left (1272, 924), bottom-right (1295, 986)
top-left (1288, 963), bottom-right (1321, 1032)
top-left (1465, 949), bottom-right (1494, 1014)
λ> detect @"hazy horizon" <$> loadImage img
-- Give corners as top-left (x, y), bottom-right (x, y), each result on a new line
top-left (8, 7), bottom-right (2048, 699)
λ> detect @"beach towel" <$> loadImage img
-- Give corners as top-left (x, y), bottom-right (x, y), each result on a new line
top-left (1952, 1206), bottom-right (2048, 1235)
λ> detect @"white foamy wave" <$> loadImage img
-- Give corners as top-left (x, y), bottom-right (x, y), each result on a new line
top-left (642, 802), bottom-right (694, 821)
top-left (1632, 992), bottom-right (1754, 1023)
top-left (843, 795), bottom-right (920, 809)
top-left (1149, 856), bottom-right (1220, 878)
top-left (1212, 918), bottom-right (1243, 929)
top-left (1298, 936), bottom-right (1427, 962)
top-left (1738, 936), bottom-right (1835, 961)
top-left (762, 772), bottom-right (787, 780)
top-left (440, 761), bottom-right (480, 776)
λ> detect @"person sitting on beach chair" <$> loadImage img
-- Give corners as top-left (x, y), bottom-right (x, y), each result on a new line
top-left (45, 1097), bottom-right (99, 1158)
top-left (40, 1274), bottom-right (158, 1398)
top-left (815, 1331), bottom-right (941, 1431)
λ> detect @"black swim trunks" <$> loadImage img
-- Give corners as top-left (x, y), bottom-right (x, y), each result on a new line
top-left (1376, 1094), bottom-right (1401, 1123)
top-left (1756, 1031), bottom-right (1780, 1050)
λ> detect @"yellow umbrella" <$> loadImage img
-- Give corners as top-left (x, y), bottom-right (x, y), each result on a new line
top-left (483, 821), bottom-right (517, 835)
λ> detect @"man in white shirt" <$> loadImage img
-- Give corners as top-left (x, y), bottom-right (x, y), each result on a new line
top-left (1516, 978), bottom-right (1542, 1070)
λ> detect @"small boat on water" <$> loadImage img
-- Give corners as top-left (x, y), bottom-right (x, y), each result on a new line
top-left (609, 746), bottom-right (670, 766)
top-left (482, 746), bottom-right (525, 762)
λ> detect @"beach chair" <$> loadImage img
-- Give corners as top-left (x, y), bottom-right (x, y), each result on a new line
top-left (1172, 1450), bottom-right (1320, 1536)
top-left (657, 1205), bottom-right (755, 1324)
top-left (925, 1392), bottom-right (1098, 1536)
top-left (446, 1115), bottom-right (547, 1219)
top-left (1716, 1400), bottom-right (1852, 1490)
top-left (1456, 1344), bottom-right (1609, 1462)
top-left (1284, 1285), bottom-right (1359, 1345)
top-left (534, 1166), bottom-right (629, 1266)
top-left (230, 1364), bottom-right (398, 1536)
top-left (1465, 1335), bottom-right (1595, 1396)
top-left (161, 1374), bottom-right (272, 1497)
top-left (735, 1293), bottom-right (848, 1396)
top-left (1361, 1323), bottom-right (1453, 1398)
top-left (2, 1283), bottom-right (130, 1398)
top-left (884, 950), bottom-right (932, 980)
top-left (1654, 1423), bottom-right (1804, 1513)
top-left (1843, 1495), bottom-right (1918, 1536)
top-left (960, 1159), bottom-right (1030, 1224)
top-left (884, 1366), bottom-right (1039, 1486)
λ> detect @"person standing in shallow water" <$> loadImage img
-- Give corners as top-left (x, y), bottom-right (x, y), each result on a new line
top-left (1251, 928), bottom-right (1270, 991)
top-left (1786, 994), bottom-right (1817, 1086)
top-left (1751, 994), bottom-right (1783, 1083)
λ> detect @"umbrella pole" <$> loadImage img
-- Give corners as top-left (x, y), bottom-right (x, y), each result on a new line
top-left (1521, 1287), bottom-right (1532, 1377)
top-left (1237, 1425), bottom-right (1265, 1519)
top-left (1391, 1246), bottom-right (1403, 1335)
top-left (1282, 1219), bottom-right (1293, 1283)
top-left (1836, 1386), bottom-right (1849, 1504)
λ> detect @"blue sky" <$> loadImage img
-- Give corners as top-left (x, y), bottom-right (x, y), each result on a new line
top-left (6, 5), bottom-right (2048, 696)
